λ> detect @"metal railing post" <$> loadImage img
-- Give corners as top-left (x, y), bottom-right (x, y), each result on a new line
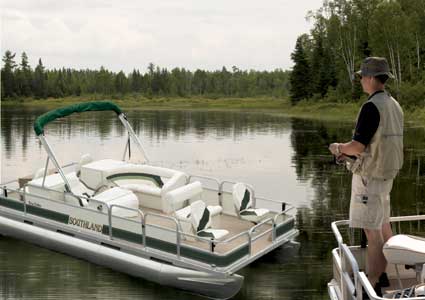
top-left (145, 212), bottom-right (180, 259)
top-left (108, 205), bottom-right (113, 239)
top-left (23, 187), bottom-right (27, 215)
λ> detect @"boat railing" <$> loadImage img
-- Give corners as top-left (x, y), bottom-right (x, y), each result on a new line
top-left (332, 216), bottom-right (425, 249)
top-left (331, 216), bottom-right (425, 300)
top-left (188, 175), bottom-right (294, 215)
top-left (145, 212), bottom-right (181, 258)
top-left (108, 204), bottom-right (146, 247)
top-left (188, 175), bottom-right (221, 189)
top-left (339, 243), bottom-right (360, 300)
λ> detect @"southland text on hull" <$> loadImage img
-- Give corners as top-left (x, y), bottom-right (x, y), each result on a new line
top-left (68, 216), bottom-right (103, 233)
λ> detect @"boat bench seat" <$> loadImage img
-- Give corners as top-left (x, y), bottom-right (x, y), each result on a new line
top-left (26, 167), bottom-right (142, 218)
top-left (80, 159), bottom-right (188, 212)
top-left (89, 187), bottom-right (139, 218)
top-left (383, 234), bottom-right (425, 265)
top-left (26, 171), bottom-right (93, 206)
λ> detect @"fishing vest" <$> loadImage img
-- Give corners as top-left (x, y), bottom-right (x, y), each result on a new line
top-left (354, 91), bottom-right (404, 180)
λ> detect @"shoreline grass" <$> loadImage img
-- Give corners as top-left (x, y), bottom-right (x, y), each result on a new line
top-left (1, 95), bottom-right (424, 126)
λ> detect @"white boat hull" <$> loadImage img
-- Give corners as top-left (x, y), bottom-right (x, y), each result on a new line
top-left (0, 215), bottom-right (243, 299)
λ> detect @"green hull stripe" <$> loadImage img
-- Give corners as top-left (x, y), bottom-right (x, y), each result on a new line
top-left (101, 225), bottom-right (144, 244)
top-left (276, 219), bottom-right (295, 237)
top-left (101, 225), bottom-right (249, 267)
top-left (0, 196), bottom-right (69, 224)
top-left (0, 196), bottom-right (24, 211)
top-left (27, 205), bottom-right (69, 224)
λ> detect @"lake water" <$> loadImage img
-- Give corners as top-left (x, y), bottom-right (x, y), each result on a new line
top-left (1, 106), bottom-right (424, 300)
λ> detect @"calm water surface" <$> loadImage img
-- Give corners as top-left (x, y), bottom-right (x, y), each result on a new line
top-left (1, 106), bottom-right (424, 300)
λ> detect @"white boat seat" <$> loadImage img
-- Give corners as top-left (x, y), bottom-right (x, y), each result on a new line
top-left (383, 234), bottom-right (425, 265)
top-left (27, 171), bottom-right (92, 206)
top-left (165, 181), bottom-right (203, 214)
top-left (232, 182), bottom-right (269, 223)
top-left (175, 203), bottom-right (223, 221)
top-left (189, 200), bottom-right (228, 240)
top-left (80, 159), bottom-right (188, 212)
top-left (77, 153), bottom-right (93, 177)
top-left (90, 187), bottom-right (139, 218)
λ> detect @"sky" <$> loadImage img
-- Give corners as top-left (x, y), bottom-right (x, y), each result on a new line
top-left (1, 0), bottom-right (323, 73)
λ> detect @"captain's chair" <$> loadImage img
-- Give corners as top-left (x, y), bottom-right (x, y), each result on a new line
top-left (190, 200), bottom-right (228, 240)
top-left (232, 183), bottom-right (269, 223)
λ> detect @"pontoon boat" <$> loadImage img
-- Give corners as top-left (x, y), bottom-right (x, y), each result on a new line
top-left (0, 101), bottom-right (298, 299)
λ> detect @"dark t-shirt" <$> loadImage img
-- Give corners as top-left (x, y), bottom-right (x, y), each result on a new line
top-left (352, 91), bottom-right (383, 146)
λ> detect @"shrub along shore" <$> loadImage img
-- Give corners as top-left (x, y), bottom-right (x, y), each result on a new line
top-left (2, 95), bottom-right (424, 126)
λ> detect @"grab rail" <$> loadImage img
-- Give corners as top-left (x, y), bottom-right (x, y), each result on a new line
top-left (109, 204), bottom-right (146, 247)
top-left (145, 212), bottom-right (181, 258)
top-left (340, 243), bottom-right (359, 300)
top-left (331, 216), bottom-right (425, 248)
top-left (188, 175), bottom-right (221, 204)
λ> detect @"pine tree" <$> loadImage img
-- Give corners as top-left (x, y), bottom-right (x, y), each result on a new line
top-left (290, 35), bottom-right (312, 104)
top-left (33, 59), bottom-right (46, 98)
top-left (19, 52), bottom-right (33, 96)
top-left (1, 50), bottom-right (17, 98)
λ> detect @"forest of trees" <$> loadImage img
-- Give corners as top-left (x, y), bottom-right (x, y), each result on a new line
top-left (290, 0), bottom-right (425, 107)
top-left (1, 51), bottom-right (290, 100)
top-left (2, 0), bottom-right (424, 108)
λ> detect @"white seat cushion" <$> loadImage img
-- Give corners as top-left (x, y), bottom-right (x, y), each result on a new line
top-left (383, 234), bottom-right (425, 265)
top-left (120, 183), bottom-right (161, 196)
top-left (175, 204), bottom-right (223, 221)
top-left (91, 187), bottom-right (138, 218)
top-left (233, 182), bottom-right (253, 212)
top-left (175, 205), bottom-right (192, 221)
top-left (240, 208), bottom-right (270, 222)
top-left (164, 181), bottom-right (202, 213)
top-left (198, 229), bottom-right (229, 240)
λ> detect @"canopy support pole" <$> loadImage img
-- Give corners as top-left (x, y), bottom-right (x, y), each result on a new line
top-left (38, 135), bottom-right (71, 192)
top-left (118, 114), bottom-right (149, 163)
top-left (41, 157), bottom-right (50, 188)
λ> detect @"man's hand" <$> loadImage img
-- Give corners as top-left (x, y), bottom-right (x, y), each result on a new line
top-left (329, 143), bottom-right (341, 156)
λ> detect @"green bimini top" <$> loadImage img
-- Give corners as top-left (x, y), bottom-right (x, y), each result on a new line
top-left (34, 101), bottom-right (123, 136)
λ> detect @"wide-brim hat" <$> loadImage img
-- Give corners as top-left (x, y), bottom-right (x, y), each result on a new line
top-left (355, 57), bottom-right (394, 78)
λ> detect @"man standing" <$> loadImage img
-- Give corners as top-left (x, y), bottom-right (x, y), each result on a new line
top-left (329, 57), bottom-right (404, 296)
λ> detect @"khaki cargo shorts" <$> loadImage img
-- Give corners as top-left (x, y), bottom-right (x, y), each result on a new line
top-left (349, 174), bottom-right (393, 230)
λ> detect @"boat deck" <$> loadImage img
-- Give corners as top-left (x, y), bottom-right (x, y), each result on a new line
top-left (132, 205), bottom-right (274, 255)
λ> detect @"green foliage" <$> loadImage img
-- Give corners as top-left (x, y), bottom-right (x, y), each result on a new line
top-left (398, 80), bottom-right (425, 108)
top-left (290, 35), bottom-right (312, 104)
top-left (1, 51), bottom-right (290, 100)
top-left (1, 50), bottom-right (17, 98)
top-left (290, 0), bottom-right (425, 107)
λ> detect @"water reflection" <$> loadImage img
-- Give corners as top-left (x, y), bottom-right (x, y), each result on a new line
top-left (0, 105), bottom-right (424, 300)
